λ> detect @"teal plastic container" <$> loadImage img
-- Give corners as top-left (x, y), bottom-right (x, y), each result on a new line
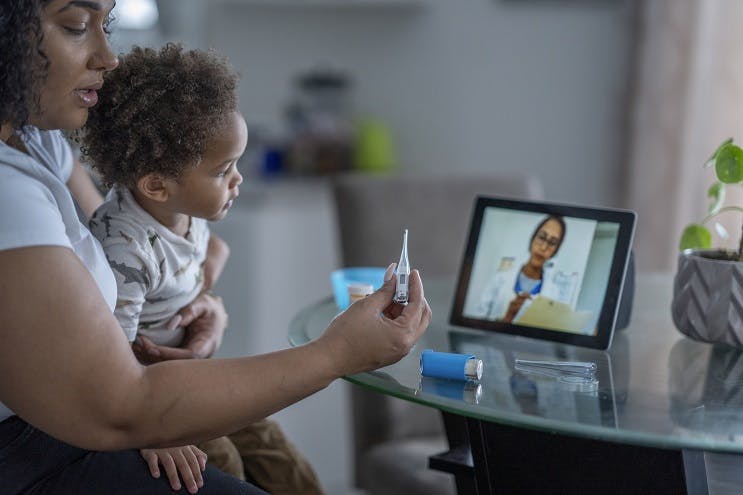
top-left (330, 267), bottom-right (386, 310)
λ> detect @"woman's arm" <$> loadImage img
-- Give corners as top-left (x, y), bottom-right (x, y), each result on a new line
top-left (0, 247), bottom-right (429, 451)
top-left (67, 158), bottom-right (104, 219)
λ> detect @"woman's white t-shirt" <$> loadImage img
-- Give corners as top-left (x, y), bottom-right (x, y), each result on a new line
top-left (0, 127), bottom-right (117, 422)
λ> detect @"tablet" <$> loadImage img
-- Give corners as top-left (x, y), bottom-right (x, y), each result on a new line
top-left (450, 196), bottom-right (636, 350)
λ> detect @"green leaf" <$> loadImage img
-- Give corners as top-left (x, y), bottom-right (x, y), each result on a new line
top-left (680, 224), bottom-right (712, 251)
top-left (705, 137), bottom-right (734, 168)
top-left (715, 144), bottom-right (743, 183)
top-left (707, 182), bottom-right (725, 215)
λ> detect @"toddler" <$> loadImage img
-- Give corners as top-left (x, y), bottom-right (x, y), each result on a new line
top-left (82, 43), bottom-right (323, 495)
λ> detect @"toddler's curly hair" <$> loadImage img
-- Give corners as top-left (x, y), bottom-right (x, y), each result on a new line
top-left (81, 43), bottom-right (239, 188)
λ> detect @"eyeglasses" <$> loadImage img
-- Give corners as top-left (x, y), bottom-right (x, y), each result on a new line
top-left (534, 231), bottom-right (560, 248)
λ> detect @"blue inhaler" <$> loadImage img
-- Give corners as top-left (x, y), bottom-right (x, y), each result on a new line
top-left (420, 349), bottom-right (483, 382)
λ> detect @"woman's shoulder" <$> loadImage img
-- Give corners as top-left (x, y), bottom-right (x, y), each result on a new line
top-left (0, 128), bottom-right (72, 205)
top-left (4, 126), bottom-right (74, 182)
top-left (0, 162), bottom-right (71, 251)
top-left (0, 153), bottom-right (54, 200)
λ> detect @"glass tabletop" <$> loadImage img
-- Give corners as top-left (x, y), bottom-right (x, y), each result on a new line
top-left (288, 274), bottom-right (743, 454)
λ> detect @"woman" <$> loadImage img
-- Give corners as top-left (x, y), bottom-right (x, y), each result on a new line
top-left (477, 215), bottom-right (566, 323)
top-left (0, 2), bottom-right (431, 494)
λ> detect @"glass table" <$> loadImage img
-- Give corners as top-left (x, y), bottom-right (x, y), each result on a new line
top-left (289, 274), bottom-right (742, 494)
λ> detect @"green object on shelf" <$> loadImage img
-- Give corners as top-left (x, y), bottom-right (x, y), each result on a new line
top-left (353, 117), bottom-right (397, 173)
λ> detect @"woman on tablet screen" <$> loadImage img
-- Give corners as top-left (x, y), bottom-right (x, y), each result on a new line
top-left (478, 215), bottom-right (566, 322)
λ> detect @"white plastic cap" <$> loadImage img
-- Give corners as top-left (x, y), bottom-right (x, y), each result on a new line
top-left (347, 283), bottom-right (374, 296)
top-left (464, 358), bottom-right (483, 381)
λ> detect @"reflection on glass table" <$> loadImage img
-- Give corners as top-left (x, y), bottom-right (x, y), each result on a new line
top-left (670, 339), bottom-right (743, 436)
top-left (445, 329), bottom-right (620, 430)
top-left (290, 281), bottom-right (631, 441)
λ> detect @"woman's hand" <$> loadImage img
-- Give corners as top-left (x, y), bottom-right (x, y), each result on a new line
top-left (131, 335), bottom-right (195, 364)
top-left (132, 293), bottom-right (228, 363)
top-left (502, 293), bottom-right (531, 323)
top-left (140, 445), bottom-right (207, 494)
top-left (317, 263), bottom-right (432, 376)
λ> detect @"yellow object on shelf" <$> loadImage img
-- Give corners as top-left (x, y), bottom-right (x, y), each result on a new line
top-left (353, 117), bottom-right (397, 173)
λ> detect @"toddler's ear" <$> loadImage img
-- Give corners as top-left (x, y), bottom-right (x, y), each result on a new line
top-left (137, 173), bottom-right (169, 202)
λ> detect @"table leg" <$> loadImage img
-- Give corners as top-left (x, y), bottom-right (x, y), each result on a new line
top-left (465, 418), bottom-right (697, 494)
top-left (427, 412), bottom-right (477, 494)
top-left (682, 449), bottom-right (709, 495)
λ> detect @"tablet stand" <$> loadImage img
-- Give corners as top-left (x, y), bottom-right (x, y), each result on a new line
top-left (615, 250), bottom-right (635, 330)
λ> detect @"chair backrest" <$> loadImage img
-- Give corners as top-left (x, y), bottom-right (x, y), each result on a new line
top-left (330, 172), bottom-right (544, 484)
top-left (333, 173), bottom-right (544, 277)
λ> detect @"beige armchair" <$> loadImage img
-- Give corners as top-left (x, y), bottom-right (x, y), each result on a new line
top-left (330, 172), bottom-right (544, 495)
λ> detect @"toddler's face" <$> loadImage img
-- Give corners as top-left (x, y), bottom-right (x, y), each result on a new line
top-left (167, 111), bottom-right (247, 221)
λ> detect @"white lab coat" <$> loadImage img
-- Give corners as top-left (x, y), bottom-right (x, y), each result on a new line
top-left (475, 257), bottom-right (562, 321)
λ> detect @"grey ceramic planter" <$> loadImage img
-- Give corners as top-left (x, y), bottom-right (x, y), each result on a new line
top-left (672, 249), bottom-right (743, 347)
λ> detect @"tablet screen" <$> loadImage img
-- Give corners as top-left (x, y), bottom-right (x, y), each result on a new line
top-left (450, 197), bottom-right (636, 349)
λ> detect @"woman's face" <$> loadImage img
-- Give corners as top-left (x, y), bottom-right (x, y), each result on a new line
top-left (529, 218), bottom-right (563, 267)
top-left (31, 0), bottom-right (118, 131)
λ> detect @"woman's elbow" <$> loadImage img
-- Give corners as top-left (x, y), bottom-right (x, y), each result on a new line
top-left (67, 379), bottom-right (160, 450)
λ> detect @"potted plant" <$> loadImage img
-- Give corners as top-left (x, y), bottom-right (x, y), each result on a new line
top-left (672, 138), bottom-right (743, 347)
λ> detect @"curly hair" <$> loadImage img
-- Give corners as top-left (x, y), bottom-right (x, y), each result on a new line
top-left (81, 43), bottom-right (240, 188)
top-left (0, 0), bottom-right (50, 130)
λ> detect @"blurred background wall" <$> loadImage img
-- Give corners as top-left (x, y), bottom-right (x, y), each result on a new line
top-left (204, 0), bottom-right (630, 207)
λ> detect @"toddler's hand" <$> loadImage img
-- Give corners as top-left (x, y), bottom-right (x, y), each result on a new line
top-left (169, 292), bottom-right (228, 359)
top-left (140, 445), bottom-right (207, 494)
